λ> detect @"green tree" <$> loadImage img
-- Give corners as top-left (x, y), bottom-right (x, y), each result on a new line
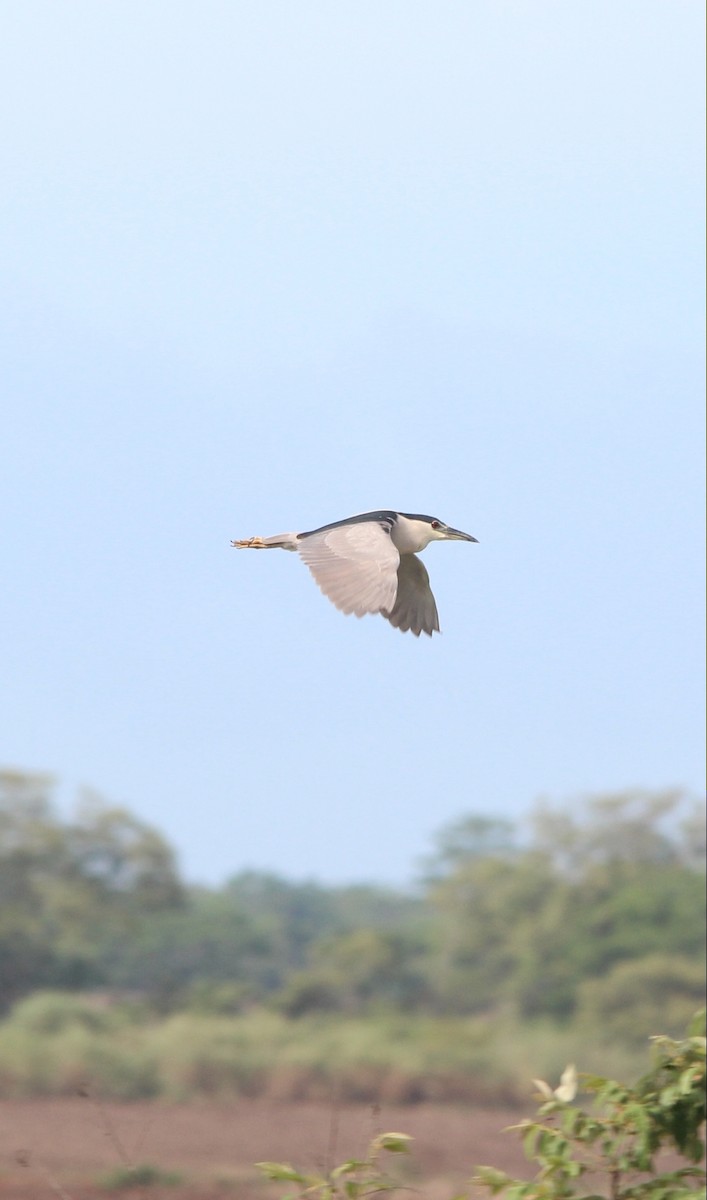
top-left (224, 871), bottom-right (343, 969)
top-left (421, 814), bottom-right (516, 881)
top-left (509, 862), bottom-right (705, 1021)
top-left (427, 851), bottom-right (559, 1014)
top-left (99, 888), bottom-right (275, 1008)
top-left (576, 955), bottom-right (707, 1042)
top-left (530, 789), bottom-right (703, 874)
top-left (0, 770), bottom-right (184, 1009)
top-left (425, 792), bottom-right (706, 1020)
top-left (276, 928), bottom-right (431, 1015)
top-left (0, 770), bottom-right (79, 1007)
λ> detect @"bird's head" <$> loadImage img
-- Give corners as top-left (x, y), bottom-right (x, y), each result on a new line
top-left (396, 513), bottom-right (478, 553)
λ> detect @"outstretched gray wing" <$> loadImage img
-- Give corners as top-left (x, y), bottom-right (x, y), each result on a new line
top-left (384, 553), bottom-right (440, 637)
top-left (297, 521), bottom-right (400, 617)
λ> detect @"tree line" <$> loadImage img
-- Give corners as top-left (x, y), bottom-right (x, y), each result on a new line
top-left (0, 769), bottom-right (704, 1041)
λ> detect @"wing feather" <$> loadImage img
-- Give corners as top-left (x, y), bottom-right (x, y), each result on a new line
top-left (297, 522), bottom-right (400, 617)
top-left (384, 553), bottom-right (440, 637)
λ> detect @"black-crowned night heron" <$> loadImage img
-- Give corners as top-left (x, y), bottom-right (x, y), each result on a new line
top-left (232, 510), bottom-right (477, 636)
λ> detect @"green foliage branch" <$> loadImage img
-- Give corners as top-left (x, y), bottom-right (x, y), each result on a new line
top-left (257, 1131), bottom-right (412, 1198)
top-left (474, 1010), bottom-right (706, 1200)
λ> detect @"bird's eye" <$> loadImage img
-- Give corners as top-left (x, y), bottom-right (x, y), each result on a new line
top-left (431, 520), bottom-right (441, 529)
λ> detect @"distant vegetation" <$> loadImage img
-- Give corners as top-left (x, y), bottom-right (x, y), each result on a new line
top-left (0, 769), bottom-right (704, 1101)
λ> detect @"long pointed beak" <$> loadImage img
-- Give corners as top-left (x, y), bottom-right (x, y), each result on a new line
top-left (445, 527), bottom-right (478, 542)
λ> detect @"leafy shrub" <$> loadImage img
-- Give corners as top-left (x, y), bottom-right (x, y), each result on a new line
top-left (182, 979), bottom-right (259, 1015)
top-left (8, 990), bottom-right (118, 1034)
top-left (474, 1009), bottom-right (706, 1199)
top-left (98, 1163), bottom-right (183, 1189)
top-left (0, 1001), bottom-right (696, 1105)
top-left (575, 954), bottom-right (706, 1041)
top-left (257, 1132), bottom-right (412, 1199)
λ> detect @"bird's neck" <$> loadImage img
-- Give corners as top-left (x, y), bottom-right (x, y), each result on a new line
top-left (390, 515), bottom-right (435, 555)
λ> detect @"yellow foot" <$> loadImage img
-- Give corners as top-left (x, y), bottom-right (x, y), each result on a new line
top-left (231, 536), bottom-right (266, 548)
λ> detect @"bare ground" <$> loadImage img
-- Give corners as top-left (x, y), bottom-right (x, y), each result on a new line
top-left (0, 1097), bottom-right (532, 1199)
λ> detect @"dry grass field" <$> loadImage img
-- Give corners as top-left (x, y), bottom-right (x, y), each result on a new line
top-left (0, 1097), bottom-right (532, 1199)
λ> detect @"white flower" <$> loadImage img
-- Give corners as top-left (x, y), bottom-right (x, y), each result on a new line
top-left (532, 1063), bottom-right (577, 1102)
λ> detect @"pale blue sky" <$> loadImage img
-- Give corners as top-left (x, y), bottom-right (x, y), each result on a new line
top-left (2, 2), bottom-right (704, 885)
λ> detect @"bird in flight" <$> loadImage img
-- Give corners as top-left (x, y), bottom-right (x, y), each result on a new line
top-left (232, 510), bottom-right (477, 636)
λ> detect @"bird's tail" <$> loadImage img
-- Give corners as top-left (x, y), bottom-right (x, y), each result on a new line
top-left (231, 532), bottom-right (299, 551)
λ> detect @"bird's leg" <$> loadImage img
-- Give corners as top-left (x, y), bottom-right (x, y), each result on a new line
top-left (231, 536), bottom-right (267, 548)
